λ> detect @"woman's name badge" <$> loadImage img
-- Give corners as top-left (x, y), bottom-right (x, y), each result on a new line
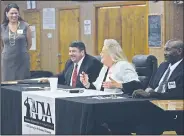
top-left (17, 29), bottom-right (23, 34)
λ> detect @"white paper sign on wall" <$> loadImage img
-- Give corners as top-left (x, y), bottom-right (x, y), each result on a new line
top-left (43, 8), bottom-right (56, 30)
top-left (27, 1), bottom-right (36, 9)
top-left (29, 25), bottom-right (36, 50)
top-left (84, 20), bottom-right (91, 35)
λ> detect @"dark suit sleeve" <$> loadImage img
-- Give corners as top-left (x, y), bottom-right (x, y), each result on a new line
top-left (123, 81), bottom-right (144, 95)
top-left (87, 58), bottom-right (103, 83)
top-left (149, 74), bottom-right (184, 99)
top-left (89, 83), bottom-right (96, 90)
top-left (56, 60), bottom-right (70, 85)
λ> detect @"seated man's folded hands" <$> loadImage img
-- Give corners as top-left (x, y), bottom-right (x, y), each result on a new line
top-left (132, 89), bottom-right (151, 98)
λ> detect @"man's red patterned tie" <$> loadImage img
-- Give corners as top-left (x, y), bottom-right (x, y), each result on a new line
top-left (72, 64), bottom-right (78, 87)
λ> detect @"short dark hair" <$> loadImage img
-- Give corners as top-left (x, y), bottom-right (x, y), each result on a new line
top-left (166, 39), bottom-right (184, 57)
top-left (166, 39), bottom-right (183, 50)
top-left (69, 41), bottom-right (86, 54)
top-left (174, 40), bottom-right (184, 57)
top-left (175, 40), bottom-right (184, 50)
top-left (2, 3), bottom-right (24, 25)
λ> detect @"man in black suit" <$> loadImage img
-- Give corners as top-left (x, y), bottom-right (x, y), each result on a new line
top-left (133, 39), bottom-right (183, 99)
top-left (56, 41), bottom-right (103, 88)
top-left (132, 39), bottom-right (184, 135)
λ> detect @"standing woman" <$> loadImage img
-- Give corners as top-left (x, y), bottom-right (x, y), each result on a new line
top-left (1, 3), bottom-right (32, 81)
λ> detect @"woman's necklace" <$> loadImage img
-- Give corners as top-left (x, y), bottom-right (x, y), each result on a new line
top-left (8, 21), bottom-right (20, 46)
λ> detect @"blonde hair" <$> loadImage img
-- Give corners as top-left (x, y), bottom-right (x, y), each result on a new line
top-left (103, 39), bottom-right (128, 62)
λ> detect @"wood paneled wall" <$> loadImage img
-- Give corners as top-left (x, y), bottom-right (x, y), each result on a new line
top-left (1, 1), bottom-right (183, 73)
top-left (149, 1), bottom-right (183, 65)
top-left (165, 1), bottom-right (183, 41)
top-left (149, 1), bottom-right (165, 65)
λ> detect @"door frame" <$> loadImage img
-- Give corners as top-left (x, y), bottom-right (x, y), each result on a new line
top-left (93, 1), bottom-right (148, 55)
top-left (23, 9), bottom-right (42, 70)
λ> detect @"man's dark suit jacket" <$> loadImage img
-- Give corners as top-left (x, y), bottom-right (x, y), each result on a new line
top-left (56, 54), bottom-right (103, 88)
top-left (149, 59), bottom-right (183, 99)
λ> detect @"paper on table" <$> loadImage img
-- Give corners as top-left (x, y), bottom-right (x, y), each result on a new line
top-left (1, 81), bottom-right (18, 84)
top-left (23, 87), bottom-right (46, 89)
top-left (30, 77), bottom-right (48, 80)
top-left (23, 89), bottom-right (123, 98)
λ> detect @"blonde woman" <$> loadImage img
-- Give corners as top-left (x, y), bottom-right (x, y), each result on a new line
top-left (80, 39), bottom-right (143, 94)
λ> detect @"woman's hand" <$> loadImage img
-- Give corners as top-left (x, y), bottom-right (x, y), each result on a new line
top-left (80, 71), bottom-right (89, 86)
top-left (102, 77), bottom-right (122, 89)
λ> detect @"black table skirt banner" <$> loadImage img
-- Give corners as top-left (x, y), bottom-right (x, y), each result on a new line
top-left (1, 84), bottom-right (168, 135)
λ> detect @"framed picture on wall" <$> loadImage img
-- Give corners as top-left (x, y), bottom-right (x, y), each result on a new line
top-left (148, 14), bottom-right (162, 47)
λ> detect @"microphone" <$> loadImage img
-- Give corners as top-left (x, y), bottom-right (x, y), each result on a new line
top-left (101, 122), bottom-right (112, 134)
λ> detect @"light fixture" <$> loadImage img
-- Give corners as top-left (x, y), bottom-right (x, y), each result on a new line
top-left (174, 1), bottom-right (184, 4)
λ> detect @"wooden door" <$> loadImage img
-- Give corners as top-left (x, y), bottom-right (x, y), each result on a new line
top-left (165, 1), bottom-right (183, 41)
top-left (24, 11), bottom-right (41, 70)
top-left (121, 5), bottom-right (148, 61)
top-left (97, 7), bottom-right (122, 54)
top-left (96, 4), bottom-right (148, 62)
top-left (59, 9), bottom-right (79, 71)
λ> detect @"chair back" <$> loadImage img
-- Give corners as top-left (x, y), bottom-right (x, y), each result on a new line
top-left (132, 55), bottom-right (158, 89)
top-left (30, 70), bottom-right (53, 78)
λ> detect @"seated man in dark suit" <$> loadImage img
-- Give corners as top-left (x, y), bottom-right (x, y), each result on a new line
top-left (41, 41), bottom-right (103, 88)
top-left (58, 41), bottom-right (103, 88)
top-left (133, 39), bottom-right (184, 135)
top-left (133, 39), bottom-right (183, 99)
top-left (57, 41), bottom-right (103, 87)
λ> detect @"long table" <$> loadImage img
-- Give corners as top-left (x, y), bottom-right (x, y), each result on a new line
top-left (1, 83), bottom-right (71, 135)
top-left (1, 84), bottom-right (183, 135)
top-left (54, 96), bottom-right (165, 134)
